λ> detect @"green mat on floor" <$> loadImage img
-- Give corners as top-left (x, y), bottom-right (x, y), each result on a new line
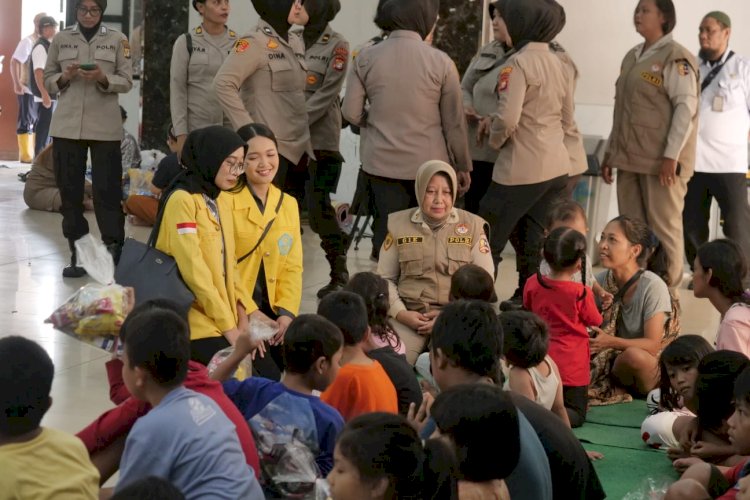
top-left (585, 399), bottom-right (648, 428)
top-left (575, 423), bottom-right (646, 450)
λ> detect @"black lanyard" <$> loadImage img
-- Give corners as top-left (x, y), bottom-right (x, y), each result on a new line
top-left (701, 51), bottom-right (734, 93)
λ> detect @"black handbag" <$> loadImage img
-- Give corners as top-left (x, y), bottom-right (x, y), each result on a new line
top-left (115, 188), bottom-right (195, 316)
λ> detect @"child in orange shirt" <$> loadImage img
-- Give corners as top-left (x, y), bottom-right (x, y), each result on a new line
top-left (319, 291), bottom-right (398, 421)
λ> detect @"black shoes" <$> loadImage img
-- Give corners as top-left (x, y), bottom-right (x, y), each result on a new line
top-left (62, 242), bottom-right (86, 278)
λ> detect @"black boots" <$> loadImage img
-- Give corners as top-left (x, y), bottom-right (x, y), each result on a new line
top-left (107, 242), bottom-right (123, 266)
top-left (317, 255), bottom-right (349, 299)
top-left (62, 241), bottom-right (86, 278)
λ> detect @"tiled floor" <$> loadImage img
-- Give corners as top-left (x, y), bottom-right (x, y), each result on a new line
top-left (0, 159), bottom-right (720, 439)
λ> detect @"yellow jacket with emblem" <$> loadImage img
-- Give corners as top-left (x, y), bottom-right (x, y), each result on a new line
top-left (156, 189), bottom-right (246, 340)
top-left (44, 24), bottom-right (132, 141)
top-left (213, 20), bottom-right (312, 165)
top-left (170, 25), bottom-right (238, 137)
top-left (224, 184), bottom-right (303, 317)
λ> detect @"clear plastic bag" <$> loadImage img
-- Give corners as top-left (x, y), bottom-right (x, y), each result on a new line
top-left (44, 235), bottom-right (127, 351)
top-left (248, 313), bottom-right (279, 342)
top-left (622, 477), bottom-right (671, 500)
top-left (206, 346), bottom-right (253, 380)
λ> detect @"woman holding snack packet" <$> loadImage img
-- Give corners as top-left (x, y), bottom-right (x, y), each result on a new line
top-left (156, 126), bottom-right (251, 365)
top-left (223, 123), bottom-right (303, 380)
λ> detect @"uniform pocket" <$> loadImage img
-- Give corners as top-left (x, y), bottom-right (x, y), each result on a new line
top-left (94, 48), bottom-right (117, 72)
top-left (269, 58), bottom-right (298, 92)
top-left (59, 47), bottom-right (79, 62)
top-left (188, 52), bottom-right (209, 82)
top-left (398, 245), bottom-right (424, 277)
top-left (447, 243), bottom-right (472, 275)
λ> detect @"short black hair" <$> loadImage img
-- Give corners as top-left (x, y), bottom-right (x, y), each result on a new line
top-left (545, 198), bottom-right (586, 230)
top-left (282, 314), bottom-right (344, 374)
top-left (432, 384), bottom-right (520, 482)
top-left (0, 336), bottom-right (54, 436)
top-left (734, 367), bottom-right (750, 409)
top-left (650, 0), bottom-right (677, 34)
top-left (696, 239), bottom-right (748, 303)
top-left (317, 291), bottom-right (369, 345)
top-left (119, 298), bottom-right (188, 340)
top-left (500, 311), bottom-right (549, 369)
top-left (121, 308), bottom-right (190, 388)
top-left (696, 350), bottom-right (750, 431)
top-left (112, 476), bottom-right (185, 500)
top-left (449, 264), bottom-right (497, 303)
top-left (431, 300), bottom-right (503, 378)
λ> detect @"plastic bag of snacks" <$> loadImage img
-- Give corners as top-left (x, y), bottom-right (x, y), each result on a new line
top-left (206, 314), bottom-right (280, 380)
top-left (45, 235), bottom-right (130, 351)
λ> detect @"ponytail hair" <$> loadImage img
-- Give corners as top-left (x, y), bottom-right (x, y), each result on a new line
top-left (538, 226), bottom-right (588, 300)
top-left (696, 239), bottom-right (748, 304)
top-left (336, 413), bottom-right (458, 500)
top-left (344, 272), bottom-right (402, 351)
top-left (611, 216), bottom-right (672, 286)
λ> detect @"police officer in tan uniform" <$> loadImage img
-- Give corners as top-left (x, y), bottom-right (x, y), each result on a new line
top-left (297, 0), bottom-right (351, 298)
top-left (213, 0), bottom-right (312, 200)
top-left (170, 0), bottom-right (237, 156)
top-left (44, 0), bottom-right (132, 277)
top-left (377, 161), bottom-right (494, 365)
top-left (602, 0), bottom-right (699, 290)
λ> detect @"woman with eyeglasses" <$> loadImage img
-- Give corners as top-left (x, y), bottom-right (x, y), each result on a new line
top-left (43, 0), bottom-right (132, 278)
top-left (155, 126), bottom-right (251, 365)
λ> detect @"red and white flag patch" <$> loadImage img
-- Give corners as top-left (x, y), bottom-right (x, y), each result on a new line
top-left (176, 222), bottom-right (197, 235)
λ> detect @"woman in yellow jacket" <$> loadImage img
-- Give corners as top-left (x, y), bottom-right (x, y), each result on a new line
top-left (156, 125), bottom-right (250, 365)
top-left (225, 123), bottom-right (303, 379)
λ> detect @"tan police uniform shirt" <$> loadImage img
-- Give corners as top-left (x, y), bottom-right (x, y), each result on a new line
top-left (604, 34), bottom-right (699, 177)
top-left (377, 208), bottom-right (494, 317)
top-left (44, 24), bottom-right (133, 141)
top-left (489, 42), bottom-right (572, 186)
top-left (462, 40), bottom-right (506, 163)
top-left (301, 25), bottom-right (349, 153)
top-left (551, 42), bottom-right (588, 177)
top-left (213, 20), bottom-right (312, 165)
top-left (342, 30), bottom-right (471, 180)
top-left (170, 25), bottom-right (237, 137)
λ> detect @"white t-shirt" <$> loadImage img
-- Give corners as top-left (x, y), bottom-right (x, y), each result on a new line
top-left (695, 50), bottom-right (750, 174)
top-left (31, 43), bottom-right (52, 103)
top-left (12, 35), bottom-right (35, 95)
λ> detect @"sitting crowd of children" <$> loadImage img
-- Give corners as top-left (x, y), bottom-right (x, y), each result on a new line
top-left (3, 198), bottom-right (750, 499)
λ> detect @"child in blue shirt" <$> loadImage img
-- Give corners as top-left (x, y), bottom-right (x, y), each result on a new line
top-left (113, 305), bottom-right (262, 499)
top-left (214, 314), bottom-right (345, 479)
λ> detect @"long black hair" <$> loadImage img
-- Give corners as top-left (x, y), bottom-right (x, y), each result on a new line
top-left (537, 226), bottom-right (588, 300)
top-left (344, 272), bottom-right (402, 351)
top-left (657, 335), bottom-right (714, 411)
top-left (696, 239), bottom-right (749, 304)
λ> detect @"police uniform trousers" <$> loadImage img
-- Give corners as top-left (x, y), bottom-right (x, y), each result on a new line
top-left (16, 93), bottom-right (38, 135)
top-left (617, 170), bottom-right (688, 289)
top-left (683, 172), bottom-right (750, 272)
top-left (34, 102), bottom-right (56, 157)
top-left (463, 160), bottom-right (494, 215)
top-left (52, 138), bottom-right (125, 246)
top-left (306, 150), bottom-right (348, 259)
top-left (367, 173), bottom-right (418, 260)
top-left (479, 175), bottom-right (568, 291)
top-left (391, 317), bottom-right (428, 366)
top-left (275, 154), bottom-right (308, 207)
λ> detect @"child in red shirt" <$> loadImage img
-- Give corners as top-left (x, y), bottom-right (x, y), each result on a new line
top-left (523, 227), bottom-right (602, 427)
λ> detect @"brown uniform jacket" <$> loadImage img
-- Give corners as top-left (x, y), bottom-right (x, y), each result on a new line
top-left (604, 34), bottom-right (699, 177)
top-left (551, 43), bottom-right (588, 176)
top-left (213, 20), bottom-right (312, 164)
top-left (342, 30), bottom-right (471, 180)
top-left (377, 208), bottom-right (494, 317)
top-left (489, 42), bottom-right (573, 186)
top-left (44, 24), bottom-right (133, 141)
top-left (170, 25), bottom-right (238, 137)
top-left (299, 25), bottom-right (348, 152)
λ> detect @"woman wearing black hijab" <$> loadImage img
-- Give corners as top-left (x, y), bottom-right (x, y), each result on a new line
top-left (214, 0), bottom-right (312, 203)
top-left (156, 126), bottom-right (250, 364)
top-left (477, 0), bottom-right (574, 308)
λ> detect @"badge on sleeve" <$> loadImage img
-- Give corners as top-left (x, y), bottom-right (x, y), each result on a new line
top-left (383, 233), bottom-right (394, 251)
top-left (334, 47), bottom-right (348, 58)
top-left (176, 222), bottom-right (197, 235)
top-left (479, 235), bottom-right (490, 254)
top-left (278, 233), bottom-right (293, 256)
top-left (234, 39), bottom-right (250, 53)
top-left (497, 66), bottom-right (512, 93)
top-left (677, 61), bottom-right (690, 76)
top-left (332, 55), bottom-right (346, 71)
top-left (121, 40), bottom-right (131, 59)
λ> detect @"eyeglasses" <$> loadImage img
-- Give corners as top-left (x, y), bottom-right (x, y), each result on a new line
top-left (77, 6), bottom-right (103, 17)
top-left (222, 159), bottom-right (246, 175)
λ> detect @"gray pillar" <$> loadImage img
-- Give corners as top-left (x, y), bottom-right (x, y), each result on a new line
top-left (142, 0), bottom-right (188, 150)
top-left (433, 0), bottom-right (483, 77)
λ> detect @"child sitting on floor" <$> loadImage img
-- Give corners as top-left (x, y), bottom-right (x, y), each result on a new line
top-left (112, 307), bottom-right (261, 499)
top-left (0, 336), bottom-right (100, 498)
top-left (213, 314), bottom-right (345, 478)
top-left (641, 335), bottom-right (714, 450)
top-left (344, 272), bottom-right (422, 415)
top-left (318, 291), bottom-right (399, 421)
top-left (501, 310), bottom-right (570, 427)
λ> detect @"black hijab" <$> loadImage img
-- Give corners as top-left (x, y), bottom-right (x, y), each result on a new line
top-left (77, 0), bottom-right (107, 41)
top-left (251, 0), bottom-right (296, 41)
top-left (171, 126), bottom-right (246, 200)
top-left (497, 0), bottom-right (565, 51)
top-left (376, 0), bottom-right (439, 40)
top-left (303, 0), bottom-right (341, 48)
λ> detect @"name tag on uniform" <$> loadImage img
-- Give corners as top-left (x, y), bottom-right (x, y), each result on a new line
top-left (713, 95), bottom-right (724, 112)
top-left (448, 237), bottom-right (472, 245)
top-left (397, 236), bottom-right (423, 246)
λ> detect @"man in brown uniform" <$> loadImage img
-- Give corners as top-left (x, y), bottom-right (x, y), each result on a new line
top-left (213, 0), bottom-right (312, 201)
top-left (299, 0), bottom-right (350, 298)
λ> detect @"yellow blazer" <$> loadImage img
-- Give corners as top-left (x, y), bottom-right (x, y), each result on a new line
top-left (224, 184), bottom-right (303, 316)
top-left (156, 190), bottom-right (245, 340)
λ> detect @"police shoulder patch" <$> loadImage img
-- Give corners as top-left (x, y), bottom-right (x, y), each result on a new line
top-left (121, 40), bottom-right (131, 59)
top-left (677, 61), bottom-right (690, 76)
top-left (234, 39), bottom-right (250, 53)
top-left (383, 233), bottom-right (394, 251)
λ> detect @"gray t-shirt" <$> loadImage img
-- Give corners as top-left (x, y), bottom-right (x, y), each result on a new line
top-left (595, 270), bottom-right (671, 339)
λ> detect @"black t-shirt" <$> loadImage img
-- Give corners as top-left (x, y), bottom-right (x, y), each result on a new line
top-left (152, 153), bottom-right (182, 190)
top-left (509, 394), bottom-right (606, 500)
top-left (367, 347), bottom-right (423, 415)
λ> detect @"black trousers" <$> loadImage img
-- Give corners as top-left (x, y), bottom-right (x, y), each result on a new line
top-left (563, 385), bottom-right (588, 428)
top-left (34, 102), bottom-right (55, 156)
top-left (464, 160), bottom-right (494, 215)
top-left (479, 175), bottom-right (568, 289)
top-left (307, 150), bottom-right (347, 258)
top-left (191, 337), bottom-right (231, 366)
top-left (52, 138), bottom-right (125, 245)
top-left (683, 172), bottom-right (750, 271)
top-left (16, 93), bottom-right (38, 134)
top-left (367, 173), bottom-right (418, 259)
top-left (275, 154), bottom-right (308, 206)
